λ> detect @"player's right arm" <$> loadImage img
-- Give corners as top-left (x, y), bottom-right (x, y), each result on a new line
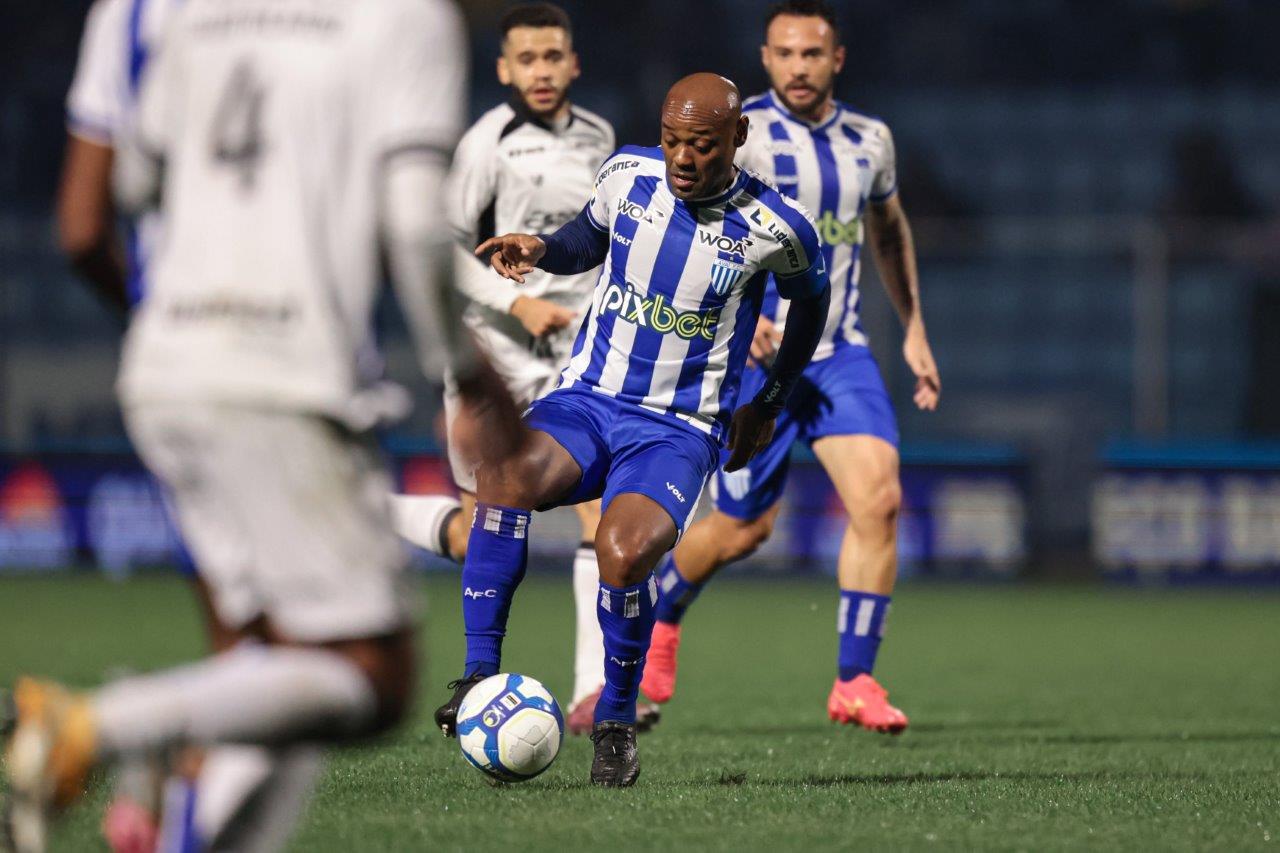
top-left (447, 116), bottom-right (575, 337)
top-left (60, 0), bottom-right (129, 315)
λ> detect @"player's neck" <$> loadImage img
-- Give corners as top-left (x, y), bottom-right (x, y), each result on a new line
top-left (512, 92), bottom-right (573, 131)
top-left (774, 89), bottom-right (836, 126)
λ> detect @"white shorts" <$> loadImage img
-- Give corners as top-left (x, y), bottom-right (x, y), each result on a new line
top-left (443, 321), bottom-right (566, 493)
top-left (126, 402), bottom-right (412, 642)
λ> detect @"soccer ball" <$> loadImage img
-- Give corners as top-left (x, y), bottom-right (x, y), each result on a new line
top-left (456, 673), bottom-right (564, 782)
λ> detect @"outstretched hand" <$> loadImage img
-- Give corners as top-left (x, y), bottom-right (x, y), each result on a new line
top-left (724, 402), bottom-right (776, 472)
top-left (474, 233), bottom-right (547, 284)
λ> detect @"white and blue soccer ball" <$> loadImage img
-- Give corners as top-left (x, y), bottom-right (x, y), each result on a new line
top-left (456, 673), bottom-right (564, 783)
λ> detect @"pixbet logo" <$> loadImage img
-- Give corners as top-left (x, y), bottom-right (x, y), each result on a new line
top-left (817, 211), bottom-right (862, 246)
top-left (599, 282), bottom-right (720, 340)
top-left (464, 587), bottom-right (497, 599)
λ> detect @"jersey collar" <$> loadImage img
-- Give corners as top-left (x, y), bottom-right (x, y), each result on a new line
top-left (672, 166), bottom-right (751, 210)
top-left (766, 89), bottom-right (842, 133)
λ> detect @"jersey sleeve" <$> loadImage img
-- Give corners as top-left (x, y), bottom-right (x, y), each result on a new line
top-left (734, 114), bottom-right (775, 181)
top-left (869, 122), bottom-right (898, 202)
top-left (762, 201), bottom-right (827, 299)
top-left (446, 122), bottom-right (499, 249)
top-left (66, 0), bottom-right (129, 145)
top-left (585, 156), bottom-right (617, 232)
top-left (365, 0), bottom-right (467, 161)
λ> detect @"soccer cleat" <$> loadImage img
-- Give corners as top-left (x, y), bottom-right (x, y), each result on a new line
top-left (638, 621), bottom-right (681, 704)
top-left (566, 688), bottom-right (600, 736)
top-left (635, 700), bottom-right (661, 734)
top-left (433, 673), bottom-right (487, 738)
top-left (826, 674), bottom-right (909, 734)
top-left (565, 688), bottom-right (662, 737)
top-left (101, 797), bottom-right (159, 853)
top-left (589, 721), bottom-right (639, 787)
top-left (4, 678), bottom-right (99, 853)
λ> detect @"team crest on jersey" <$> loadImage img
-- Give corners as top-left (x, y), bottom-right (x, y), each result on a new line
top-left (710, 259), bottom-right (745, 296)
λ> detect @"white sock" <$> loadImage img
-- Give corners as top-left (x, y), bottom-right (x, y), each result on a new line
top-left (94, 646), bottom-right (376, 758)
top-left (389, 494), bottom-right (462, 560)
top-left (200, 746), bottom-right (324, 853)
top-left (571, 545), bottom-right (606, 705)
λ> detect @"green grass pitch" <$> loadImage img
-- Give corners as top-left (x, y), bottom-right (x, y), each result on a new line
top-left (1, 572), bottom-right (1278, 851)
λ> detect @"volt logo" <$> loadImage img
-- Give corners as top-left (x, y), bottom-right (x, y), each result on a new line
top-left (666, 482), bottom-right (687, 503)
top-left (464, 587), bottom-right (497, 599)
top-left (600, 282), bottom-right (720, 340)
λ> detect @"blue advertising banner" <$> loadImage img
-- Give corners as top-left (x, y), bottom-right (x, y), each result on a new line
top-left (1, 447), bottom-right (1030, 578)
top-left (1092, 442), bottom-right (1280, 582)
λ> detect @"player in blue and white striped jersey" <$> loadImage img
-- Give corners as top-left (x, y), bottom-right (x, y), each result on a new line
top-left (643, 0), bottom-right (942, 735)
top-left (432, 73), bottom-right (831, 787)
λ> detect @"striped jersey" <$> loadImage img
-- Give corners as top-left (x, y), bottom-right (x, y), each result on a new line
top-left (66, 0), bottom-right (182, 305)
top-left (559, 146), bottom-right (825, 442)
top-left (738, 89), bottom-right (898, 360)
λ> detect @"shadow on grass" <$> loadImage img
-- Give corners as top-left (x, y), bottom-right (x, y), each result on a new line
top-left (1041, 730), bottom-right (1280, 745)
top-left (731, 768), bottom-right (1275, 788)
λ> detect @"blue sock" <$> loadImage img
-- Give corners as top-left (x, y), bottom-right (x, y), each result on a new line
top-left (653, 554), bottom-right (703, 625)
top-left (596, 573), bottom-right (658, 724)
top-left (461, 503), bottom-right (531, 678)
top-left (837, 591), bottom-right (891, 681)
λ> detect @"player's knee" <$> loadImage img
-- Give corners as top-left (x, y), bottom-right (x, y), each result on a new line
top-left (596, 523), bottom-right (670, 587)
top-left (851, 475), bottom-right (902, 533)
top-left (722, 513), bottom-right (775, 561)
top-left (327, 633), bottom-right (416, 736)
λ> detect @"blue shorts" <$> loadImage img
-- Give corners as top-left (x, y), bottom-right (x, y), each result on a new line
top-left (524, 387), bottom-right (720, 534)
top-left (714, 344), bottom-right (899, 520)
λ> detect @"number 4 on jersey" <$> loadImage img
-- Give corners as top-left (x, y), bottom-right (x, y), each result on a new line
top-left (211, 61), bottom-right (267, 190)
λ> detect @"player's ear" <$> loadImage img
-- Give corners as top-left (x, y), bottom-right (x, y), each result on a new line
top-left (570, 50), bottom-right (581, 82)
top-left (734, 115), bottom-right (749, 147)
top-left (833, 43), bottom-right (846, 75)
top-left (497, 55), bottom-right (512, 86)
top-left (759, 43), bottom-right (770, 72)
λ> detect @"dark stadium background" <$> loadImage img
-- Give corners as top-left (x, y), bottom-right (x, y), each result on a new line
top-left (3, 0), bottom-right (1280, 581)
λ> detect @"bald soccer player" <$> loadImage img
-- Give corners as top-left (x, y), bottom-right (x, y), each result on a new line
top-left (431, 73), bottom-right (831, 787)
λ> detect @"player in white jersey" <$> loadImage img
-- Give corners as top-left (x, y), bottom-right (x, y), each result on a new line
top-left (641, 0), bottom-right (942, 734)
top-left (1, 2), bottom-right (516, 850)
top-left (386, 3), bottom-right (654, 736)
top-left (59, 3), bottom-right (294, 849)
top-left (432, 73), bottom-right (832, 786)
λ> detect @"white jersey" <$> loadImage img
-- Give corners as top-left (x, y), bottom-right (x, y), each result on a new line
top-left (737, 90), bottom-right (898, 360)
top-left (560, 147), bottom-right (825, 442)
top-left (448, 100), bottom-right (614, 368)
top-left (117, 0), bottom-right (466, 426)
top-left (66, 0), bottom-right (181, 304)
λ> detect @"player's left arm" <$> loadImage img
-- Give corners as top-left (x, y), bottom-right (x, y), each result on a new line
top-left (865, 126), bottom-right (940, 411)
top-left (727, 213), bottom-right (831, 472)
top-left (867, 195), bottom-right (939, 411)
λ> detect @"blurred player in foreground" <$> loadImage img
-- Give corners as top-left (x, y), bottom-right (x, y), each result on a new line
top-left (642, 0), bottom-right (941, 733)
top-left (1, 1), bottom-right (521, 850)
top-left (433, 73), bottom-right (831, 786)
top-left (388, 2), bottom-right (655, 735)
top-left (59, 2), bottom-right (290, 849)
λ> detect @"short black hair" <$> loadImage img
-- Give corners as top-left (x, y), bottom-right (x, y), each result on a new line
top-left (764, 0), bottom-right (840, 41)
top-left (500, 3), bottom-right (573, 41)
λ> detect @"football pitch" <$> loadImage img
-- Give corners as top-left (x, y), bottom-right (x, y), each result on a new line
top-left (1, 572), bottom-right (1277, 851)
